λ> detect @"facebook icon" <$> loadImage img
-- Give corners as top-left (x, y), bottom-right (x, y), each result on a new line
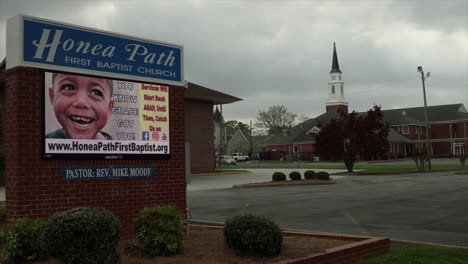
top-left (142, 131), bottom-right (150, 141)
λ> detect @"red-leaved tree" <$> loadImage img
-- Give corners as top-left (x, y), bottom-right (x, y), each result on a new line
top-left (315, 105), bottom-right (389, 172)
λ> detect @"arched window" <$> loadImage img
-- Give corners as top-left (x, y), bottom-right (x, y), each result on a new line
top-left (332, 85), bottom-right (335, 94)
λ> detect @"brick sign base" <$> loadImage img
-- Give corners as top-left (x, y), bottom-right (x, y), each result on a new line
top-left (4, 67), bottom-right (186, 238)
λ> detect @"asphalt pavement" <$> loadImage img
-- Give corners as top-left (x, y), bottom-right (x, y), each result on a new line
top-left (187, 168), bottom-right (468, 247)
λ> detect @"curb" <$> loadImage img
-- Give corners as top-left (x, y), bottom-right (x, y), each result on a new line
top-left (233, 179), bottom-right (336, 189)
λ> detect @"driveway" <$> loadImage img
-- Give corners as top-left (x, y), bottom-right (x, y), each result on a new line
top-left (187, 170), bottom-right (468, 247)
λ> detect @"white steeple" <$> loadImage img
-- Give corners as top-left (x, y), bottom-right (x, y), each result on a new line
top-left (326, 43), bottom-right (348, 113)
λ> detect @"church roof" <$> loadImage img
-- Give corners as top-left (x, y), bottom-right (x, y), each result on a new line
top-left (330, 43), bottom-right (342, 74)
top-left (382, 103), bottom-right (468, 123)
top-left (213, 107), bottom-right (224, 124)
top-left (262, 103), bottom-right (468, 147)
top-left (185, 82), bottom-right (242, 104)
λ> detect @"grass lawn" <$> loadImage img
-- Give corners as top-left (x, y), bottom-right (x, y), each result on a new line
top-left (360, 242), bottom-right (468, 264)
top-left (219, 162), bottom-right (465, 175)
top-left (353, 165), bottom-right (464, 175)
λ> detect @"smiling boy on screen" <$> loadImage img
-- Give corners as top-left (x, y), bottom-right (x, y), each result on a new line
top-left (46, 73), bottom-right (114, 140)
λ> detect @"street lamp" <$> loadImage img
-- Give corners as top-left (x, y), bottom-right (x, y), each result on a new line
top-left (418, 66), bottom-right (431, 170)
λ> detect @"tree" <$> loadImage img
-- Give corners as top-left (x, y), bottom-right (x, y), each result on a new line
top-left (255, 105), bottom-right (297, 135)
top-left (225, 120), bottom-right (250, 137)
top-left (315, 105), bottom-right (389, 172)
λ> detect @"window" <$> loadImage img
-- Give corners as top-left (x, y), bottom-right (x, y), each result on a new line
top-left (332, 75), bottom-right (336, 80)
top-left (307, 126), bottom-right (321, 135)
top-left (339, 75), bottom-right (341, 80)
top-left (402, 126), bottom-right (409, 134)
top-left (332, 85), bottom-right (335, 94)
top-left (341, 85), bottom-right (343, 95)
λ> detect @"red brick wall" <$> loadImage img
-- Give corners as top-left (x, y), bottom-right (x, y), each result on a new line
top-left (431, 123), bottom-right (450, 139)
top-left (432, 142), bottom-right (451, 156)
top-left (5, 67), bottom-right (186, 239)
top-left (452, 122), bottom-right (468, 138)
top-left (184, 99), bottom-right (215, 174)
top-left (326, 104), bottom-right (348, 114)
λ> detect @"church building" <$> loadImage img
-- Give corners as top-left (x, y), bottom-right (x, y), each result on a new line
top-left (261, 44), bottom-right (468, 161)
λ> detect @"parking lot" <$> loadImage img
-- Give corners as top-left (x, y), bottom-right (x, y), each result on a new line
top-left (188, 169), bottom-right (468, 247)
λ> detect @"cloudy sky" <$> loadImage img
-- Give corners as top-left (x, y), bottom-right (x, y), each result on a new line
top-left (1, 0), bottom-right (467, 125)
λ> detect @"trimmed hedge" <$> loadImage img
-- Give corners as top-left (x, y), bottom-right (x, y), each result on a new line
top-left (135, 205), bottom-right (185, 256)
top-left (272, 172), bottom-right (287, 181)
top-left (304, 170), bottom-right (316, 179)
top-left (316, 171), bottom-right (330, 180)
top-left (224, 214), bottom-right (283, 257)
top-left (42, 207), bottom-right (120, 264)
top-left (4, 218), bottom-right (45, 262)
top-left (289, 171), bottom-right (302, 181)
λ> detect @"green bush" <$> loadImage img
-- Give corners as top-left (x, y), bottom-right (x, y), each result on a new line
top-left (42, 207), bottom-right (120, 264)
top-left (272, 172), bottom-right (286, 181)
top-left (224, 214), bottom-right (283, 257)
top-left (289, 171), bottom-right (302, 181)
top-left (4, 218), bottom-right (46, 262)
top-left (135, 205), bottom-right (184, 256)
top-left (316, 171), bottom-right (330, 180)
top-left (304, 170), bottom-right (316, 179)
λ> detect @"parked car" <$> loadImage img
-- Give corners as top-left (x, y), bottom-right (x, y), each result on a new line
top-left (231, 152), bottom-right (249, 161)
top-left (221, 155), bottom-right (236, 165)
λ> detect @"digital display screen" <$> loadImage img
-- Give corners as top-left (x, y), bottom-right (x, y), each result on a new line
top-left (43, 71), bottom-right (170, 159)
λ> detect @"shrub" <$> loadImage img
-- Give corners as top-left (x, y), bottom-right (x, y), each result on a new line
top-left (135, 205), bottom-right (184, 256)
top-left (42, 207), bottom-right (120, 264)
top-left (224, 214), bottom-right (283, 257)
top-left (289, 171), bottom-right (301, 181)
top-left (272, 172), bottom-right (286, 181)
top-left (4, 218), bottom-right (46, 262)
top-left (316, 171), bottom-right (330, 180)
top-left (304, 170), bottom-right (316, 179)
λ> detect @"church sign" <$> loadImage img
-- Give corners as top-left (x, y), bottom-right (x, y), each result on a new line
top-left (6, 15), bottom-right (184, 86)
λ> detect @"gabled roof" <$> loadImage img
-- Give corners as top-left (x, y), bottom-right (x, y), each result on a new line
top-left (263, 109), bottom-right (341, 146)
top-left (382, 103), bottom-right (468, 123)
top-left (382, 109), bottom-right (424, 126)
top-left (185, 82), bottom-right (242, 104)
top-left (227, 129), bottom-right (249, 145)
top-left (387, 128), bottom-right (410, 143)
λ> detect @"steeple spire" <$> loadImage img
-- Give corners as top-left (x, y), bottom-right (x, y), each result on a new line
top-left (330, 42), bottom-right (342, 74)
top-left (326, 42), bottom-right (348, 113)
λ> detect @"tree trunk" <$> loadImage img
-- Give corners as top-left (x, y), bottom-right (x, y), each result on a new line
top-left (344, 157), bottom-right (354, 173)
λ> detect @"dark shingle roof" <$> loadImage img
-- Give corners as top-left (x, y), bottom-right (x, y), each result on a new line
top-left (383, 104), bottom-right (468, 123)
top-left (382, 110), bottom-right (424, 126)
top-left (262, 103), bottom-right (467, 147)
top-left (387, 128), bottom-right (410, 143)
top-left (185, 82), bottom-right (242, 104)
top-left (263, 110), bottom-right (341, 146)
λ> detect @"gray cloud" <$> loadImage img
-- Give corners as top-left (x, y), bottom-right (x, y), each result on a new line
top-left (1, 0), bottom-right (466, 125)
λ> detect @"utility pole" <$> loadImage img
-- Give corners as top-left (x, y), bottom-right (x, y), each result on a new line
top-left (418, 66), bottom-right (432, 170)
top-left (249, 120), bottom-right (253, 159)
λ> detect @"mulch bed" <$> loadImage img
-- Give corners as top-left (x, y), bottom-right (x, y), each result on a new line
top-left (233, 179), bottom-right (335, 188)
top-left (2, 225), bottom-right (353, 264)
top-left (119, 225), bottom-right (353, 264)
